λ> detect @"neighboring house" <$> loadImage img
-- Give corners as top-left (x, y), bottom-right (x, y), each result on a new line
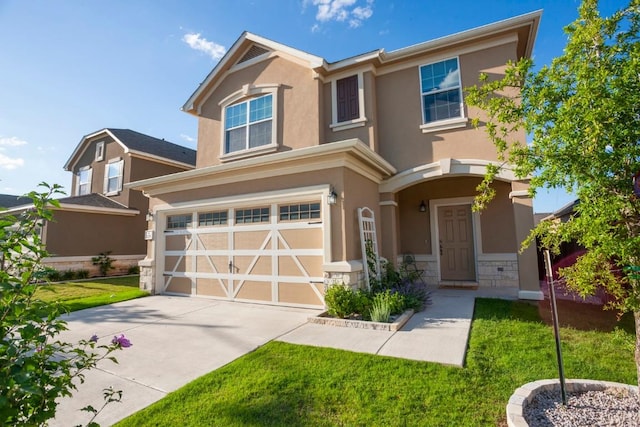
top-left (2, 129), bottom-right (196, 275)
top-left (129, 11), bottom-right (543, 308)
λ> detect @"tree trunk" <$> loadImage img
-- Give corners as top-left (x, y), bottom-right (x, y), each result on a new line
top-left (635, 310), bottom-right (640, 390)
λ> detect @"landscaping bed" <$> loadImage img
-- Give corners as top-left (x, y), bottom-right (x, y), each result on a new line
top-left (308, 309), bottom-right (414, 331)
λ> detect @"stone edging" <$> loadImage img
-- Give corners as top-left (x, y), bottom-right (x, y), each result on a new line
top-left (308, 309), bottom-right (414, 331)
top-left (506, 379), bottom-right (638, 427)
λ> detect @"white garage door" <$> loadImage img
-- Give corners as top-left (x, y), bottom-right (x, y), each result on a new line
top-left (160, 200), bottom-right (325, 308)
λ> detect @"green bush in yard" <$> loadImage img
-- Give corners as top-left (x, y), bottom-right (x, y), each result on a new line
top-left (324, 284), bottom-right (356, 318)
top-left (0, 184), bottom-right (130, 425)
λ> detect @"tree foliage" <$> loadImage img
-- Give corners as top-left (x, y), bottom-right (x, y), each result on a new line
top-left (466, 0), bottom-right (640, 382)
top-left (0, 183), bottom-right (127, 425)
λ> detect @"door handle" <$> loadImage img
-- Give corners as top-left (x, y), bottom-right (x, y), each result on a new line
top-left (228, 260), bottom-right (233, 273)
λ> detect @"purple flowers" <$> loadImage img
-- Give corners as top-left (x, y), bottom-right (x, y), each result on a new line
top-left (111, 334), bottom-right (132, 348)
top-left (89, 334), bottom-right (99, 343)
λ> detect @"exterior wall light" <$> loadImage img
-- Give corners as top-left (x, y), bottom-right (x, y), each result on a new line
top-left (145, 211), bottom-right (154, 222)
top-left (419, 200), bottom-right (427, 212)
top-left (327, 188), bottom-right (338, 205)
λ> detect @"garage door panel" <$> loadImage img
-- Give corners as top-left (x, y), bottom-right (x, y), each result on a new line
top-left (278, 228), bottom-right (322, 249)
top-left (235, 280), bottom-right (271, 301)
top-left (165, 256), bottom-right (193, 273)
top-left (165, 277), bottom-right (191, 294)
top-left (278, 282), bottom-right (323, 305)
top-left (198, 233), bottom-right (228, 250)
top-left (296, 256), bottom-right (323, 277)
top-left (196, 255), bottom-right (228, 273)
top-left (233, 255), bottom-right (272, 275)
top-left (234, 231), bottom-right (270, 250)
top-left (196, 278), bottom-right (228, 297)
top-left (166, 234), bottom-right (191, 251)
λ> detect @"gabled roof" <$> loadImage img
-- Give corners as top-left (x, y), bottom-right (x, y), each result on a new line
top-left (0, 194), bottom-right (32, 209)
top-left (64, 128), bottom-right (196, 171)
top-left (183, 10), bottom-right (542, 115)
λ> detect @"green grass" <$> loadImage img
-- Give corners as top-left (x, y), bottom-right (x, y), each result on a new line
top-left (115, 298), bottom-right (636, 426)
top-left (35, 276), bottom-right (149, 312)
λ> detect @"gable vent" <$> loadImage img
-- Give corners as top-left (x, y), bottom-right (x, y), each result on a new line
top-left (238, 45), bottom-right (270, 64)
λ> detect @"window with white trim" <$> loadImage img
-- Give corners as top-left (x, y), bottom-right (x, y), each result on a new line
top-left (279, 203), bottom-right (321, 221)
top-left (224, 94), bottom-right (273, 154)
top-left (198, 210), bottom-right (228, 226)
top-left (235, 207), bottom-right (270, 224)
top-left (95, 141), bottom-right (105, 161)
top-left (331, 72), bottom-right (366, 131)
top-left (420, 58), bottom-right (463, 124)
top-left (167, 214), bottom-right (192, 229)
top-left (103, 158), bottom-right (124, 195)
top-left (76, 167), bottom-right (92, 196)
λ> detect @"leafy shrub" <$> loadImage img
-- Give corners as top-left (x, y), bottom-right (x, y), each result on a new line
top-left (128, 265), bottom-right (140, 275)
top-left (353, 289), bottom-right (372, 319)
top-left (92, 251), bottom-right (114, 276)
top-left (324, 284), bottom-right (357, 318)
top-left (0, 183), bottom-right (130, 425)
top-left (45, 268), bottom-right (62, 282)
top-left (61, 269), bottom-right (76, 281)
top-left (76, 269), bottom-right (89, 279)
top-left (392, 279), bottom-right (432, 311)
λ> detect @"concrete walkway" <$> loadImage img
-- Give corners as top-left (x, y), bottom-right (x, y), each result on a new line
top-left (49, 288), bottom-right (502, 426)
top-left (278, 290), bottom-right (476, 366)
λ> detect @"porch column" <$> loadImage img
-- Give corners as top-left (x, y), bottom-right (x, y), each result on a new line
top-left (379, 192), bottom-right (399, 266)
top-left (510, 182), bottom-right (543, 300)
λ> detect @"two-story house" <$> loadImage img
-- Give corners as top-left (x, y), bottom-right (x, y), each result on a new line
top-left (2, 128), bottom-right (196, 275)
top-left (129, 11), bottom-right (543, 307)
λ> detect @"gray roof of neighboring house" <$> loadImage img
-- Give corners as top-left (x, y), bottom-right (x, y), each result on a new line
top-left (0, 194), bottom-right (32, 209)
top-left (107, 128), bottom-right (196, 166)
top-left (56, 193), bottom-right (135, 211)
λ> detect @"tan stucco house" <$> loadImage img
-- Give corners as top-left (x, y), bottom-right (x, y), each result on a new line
top-left (130, 11), bottom-right (543, 307)
top-left (2, 129), bottom-right (196, 275)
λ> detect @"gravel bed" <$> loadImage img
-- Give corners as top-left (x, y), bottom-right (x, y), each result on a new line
top-left (524, 388), bottom-right (640, 426)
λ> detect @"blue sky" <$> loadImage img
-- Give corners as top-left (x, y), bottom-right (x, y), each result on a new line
top-left (0, 0), bottom-right (626, 212)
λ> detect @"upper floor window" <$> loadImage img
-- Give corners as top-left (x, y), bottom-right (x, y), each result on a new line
top-left (76, 167), bottom-right (92, 196)
top-left (224, 94), bottom-right (273, 154)
top-left (420, 58), bottom-right (463, 125)
top-left (95, 141), bottom-right (105, 161)
top-left (336, 76), bottom-right (359, 122)
top-left (103, 158), bottom-right (124, 195)
top-left (330, 72), bottom-right (366, 131)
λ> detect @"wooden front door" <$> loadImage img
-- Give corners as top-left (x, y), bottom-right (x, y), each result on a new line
top-left (438, 205), bottom-right (476, 281)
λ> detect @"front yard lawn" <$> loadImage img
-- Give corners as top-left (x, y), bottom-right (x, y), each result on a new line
top-left (115, 298), bottom-right (636, 426)
top-left (35, 276), bottom-right (148, 312)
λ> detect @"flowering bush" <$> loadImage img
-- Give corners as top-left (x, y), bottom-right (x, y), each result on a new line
top-left (0, 184), bottom-right (129, 425)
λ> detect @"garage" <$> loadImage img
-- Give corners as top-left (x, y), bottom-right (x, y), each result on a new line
top-left (159, 198), bottom-right (326, 308)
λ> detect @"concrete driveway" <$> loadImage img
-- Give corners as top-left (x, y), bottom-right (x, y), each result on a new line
top-left (50, 296), bottom-right (319, 427)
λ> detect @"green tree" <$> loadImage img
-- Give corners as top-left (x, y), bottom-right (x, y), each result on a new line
top-left (0, 184), bottom-right (129, 425)
top-left (466, 0), bottom-right (640, 384)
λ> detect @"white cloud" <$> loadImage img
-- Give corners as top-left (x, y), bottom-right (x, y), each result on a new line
top-left (0, 153), bottom-right (24, 170)
top-left (440, 69), bottom-right (460, 89)
top-left (0, 136), bottom-right (28, 147)
top-left (182, 33), bottom-right (226, 60)
top-left (307, 0), bottom-right (373, 29)
top-left (180, 134), bottom-right (195, 143)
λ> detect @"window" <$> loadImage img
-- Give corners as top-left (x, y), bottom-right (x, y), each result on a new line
top-left (103, 158), bottom-right (124, 195)
top-left (235, 207), bottom-right (270, 224)
top-left (198, 211), bottom-right (228, 226)
top-left (420, 58), bottom-right (463, 124)
top-left (167, 214), bottom-right (192, 229)
top-left (224, 94), bottom-right (273, 154)
top-left (279, 203), bottom-right (321, 221)
top-left (95, 141), bottom-right (105, 161)
top-left (76, 167), bottom-right (92, 196)
top-left (336, 75), bottom-right (359, 123)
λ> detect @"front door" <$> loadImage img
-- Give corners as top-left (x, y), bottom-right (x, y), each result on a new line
top-left (438, 204), bottom-right (476, 281)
